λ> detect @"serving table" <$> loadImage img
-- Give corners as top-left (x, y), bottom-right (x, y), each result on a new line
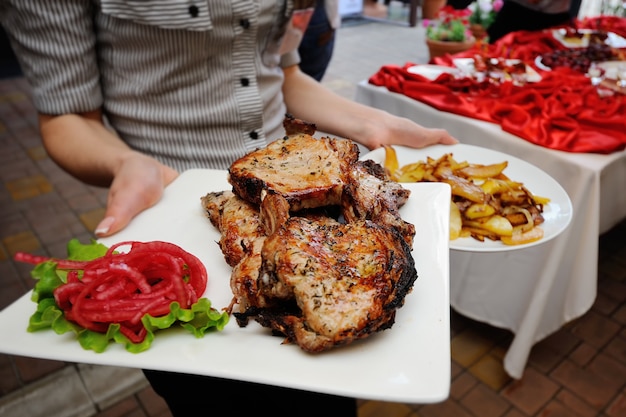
top-left (355, 16), bottom-right (626, 378)
top-left (355, 73), bottom-right (626, 379)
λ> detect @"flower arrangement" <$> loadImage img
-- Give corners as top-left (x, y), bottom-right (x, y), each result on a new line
top-left (468, 0), bottom-right (503, 29)
top-left (424, 5), bottom-right (473, 43)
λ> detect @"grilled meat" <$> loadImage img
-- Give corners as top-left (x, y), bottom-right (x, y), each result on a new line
top-left (259, 190), bottom-right (291, 236)
top-left (201, 190), bottom-right (263, 267)
top-left (283, 113), bottom-right (317, 136)
top-left (342, 159), bottom-right (415, 246)
top-left (204, 127), bottom-right (418, 353)
top-left (227, 237), bottom-right (268, 314)
top-left (228, 134), bottom-right (359, 211)
top-left (238, 217), bottom-right (417, 352)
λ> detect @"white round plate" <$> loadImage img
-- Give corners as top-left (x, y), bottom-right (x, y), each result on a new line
top-left (452, 58), bottom-right (542, 82)
top-left (362, 144), bottom-right (573, 252)
top-left (407, 64), bottom-right (456, 81)
top-left (597, 60), bottom-right (626, 80)
top-left (552, 28), bottom-right (626, 49)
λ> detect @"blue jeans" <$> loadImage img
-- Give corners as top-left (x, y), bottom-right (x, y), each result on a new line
top-left (298, 1), bottom-right (335, 81)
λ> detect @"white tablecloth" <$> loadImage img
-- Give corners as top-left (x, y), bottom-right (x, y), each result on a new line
top-left (355, 81), bottom-right (626, 378)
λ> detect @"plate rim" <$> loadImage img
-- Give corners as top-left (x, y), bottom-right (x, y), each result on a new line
top-left (534, 55), bottom-right (552, 72)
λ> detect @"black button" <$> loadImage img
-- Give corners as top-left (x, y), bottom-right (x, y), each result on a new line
top-left (189, 5), bottom-right (199, 17)
top-left (240, 78), bottom-right (249, 87)
top-left (240, 19), bottom-right (250, 29)
top-left (249, 131), bottom-right (259, 140)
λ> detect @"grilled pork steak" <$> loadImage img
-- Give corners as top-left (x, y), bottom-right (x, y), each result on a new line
top-left (245, 217), bottom-right (417, 353)
top-left (203, 129), bottom-right (417, 353)
top-left (228, 134), bottom-right (359, 211)
top-left (201, 190), bottom-right (263, 268)
top-left (342, 159), bottom-right (416, 247)
top-left (283, 113), bottom-right (317, 136)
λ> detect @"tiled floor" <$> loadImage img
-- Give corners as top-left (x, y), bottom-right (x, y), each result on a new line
top-left (1, 6), bottom-right (626, 417)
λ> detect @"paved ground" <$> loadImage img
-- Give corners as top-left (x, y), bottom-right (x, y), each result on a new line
top-left (1, 5), bottom-right (625, 417)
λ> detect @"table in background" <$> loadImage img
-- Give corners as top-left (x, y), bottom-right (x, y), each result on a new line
top-left (355, 81), bottom-right (626, 378)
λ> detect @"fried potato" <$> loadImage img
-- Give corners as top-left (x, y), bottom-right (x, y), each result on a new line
top-left (439, 173), bottom-right (487, 204)
top-left (450, 201), bottom-right (462, 240)
top-left (465, 215), bottom-right (513, 237)
top-left (458, 161), bottom-right (508, 179)
top-left (501, 226), bottom-right (544, 246)
top-left (397, 162), bottom-right (428, 182)
top-left (382, 146), bottom-right (549, 246)
top-left (464, 203), bottom-right (496, 219)
top-left (384, 145), bottom-right (399, 180)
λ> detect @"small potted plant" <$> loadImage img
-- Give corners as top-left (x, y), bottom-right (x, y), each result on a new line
top-left (424, 5), bottom-right (475, 59)
top-left (422, 0), bottom-right (448, 20)
top-left (468, 0), bottom-right (503, 39)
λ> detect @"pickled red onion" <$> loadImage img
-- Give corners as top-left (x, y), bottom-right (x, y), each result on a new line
top-left (15, 241), bottom-right (207, 343)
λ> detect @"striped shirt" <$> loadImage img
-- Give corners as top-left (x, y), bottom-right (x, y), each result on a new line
top-left (1, 0), bottom-right (302, 171)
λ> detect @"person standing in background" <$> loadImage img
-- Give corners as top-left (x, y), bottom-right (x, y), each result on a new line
top-left (299, 0), bottom-right (340, 81)
top-left (569, 0), bottom-right (582, 18)
top-left (487, 0), bottom-right (573, 43)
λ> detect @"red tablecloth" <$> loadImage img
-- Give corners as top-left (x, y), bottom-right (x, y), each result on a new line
top-left (368, 17), bottom-right (626, 154)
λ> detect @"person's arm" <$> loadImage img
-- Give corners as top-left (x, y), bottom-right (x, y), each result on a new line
top-left (280, 65), bottom-right (458, 149)
top-left (39, 110), bottom-right (178, 237)
top-left (40, 110), bottom-right (136, 186)
top-left (2, 2), bottom-right (179, 237)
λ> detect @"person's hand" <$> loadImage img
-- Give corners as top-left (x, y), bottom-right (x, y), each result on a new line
top-left (358, 113), bottom-right (458, 150)
top-left (94, 152), bottom-right (178, 237)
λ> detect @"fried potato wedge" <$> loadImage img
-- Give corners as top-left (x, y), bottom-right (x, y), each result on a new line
top-left (450, 201), bottom-right (462, 240)
top-left (459, 161), bottom-right (508, 179)
top-left (382, 147), bottom-right (549, 246)
top-left (439, 174), bottom-right (487, 203)
top-left (501, 226), bottom-right (544, 246)
top-left (465, 215), bottom-right (513, 237)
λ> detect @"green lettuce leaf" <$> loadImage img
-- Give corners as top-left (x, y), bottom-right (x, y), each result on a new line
top-left (27, 238), bottom-right (229, 353)
top-left (30, 238), bottom-right (108, 303)
top-left (67, 238), bottom-right (109, 261)
top-left (30, 262), bottom-right (65, 303)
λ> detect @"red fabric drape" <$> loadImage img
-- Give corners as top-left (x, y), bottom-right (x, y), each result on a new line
top-left (368, 17), bottom-right (626, 154)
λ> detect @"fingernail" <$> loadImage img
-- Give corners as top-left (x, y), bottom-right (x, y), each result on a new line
top-left (95, 216), bottom-right (115, 236)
